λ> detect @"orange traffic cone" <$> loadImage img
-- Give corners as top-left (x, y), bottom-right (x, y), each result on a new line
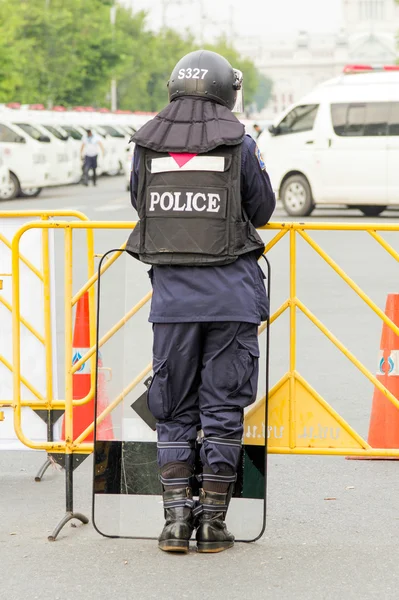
top-left (61, 291), bottom-right (113, 443)
top-left (366, 294), bottom-right (399, 454)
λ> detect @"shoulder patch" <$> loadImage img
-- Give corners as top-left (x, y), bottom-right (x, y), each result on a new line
top-left (255, 145), bottom-right (266, 170)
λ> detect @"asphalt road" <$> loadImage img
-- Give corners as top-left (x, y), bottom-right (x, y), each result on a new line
top-left (2, 177), bottom-right (399, 599)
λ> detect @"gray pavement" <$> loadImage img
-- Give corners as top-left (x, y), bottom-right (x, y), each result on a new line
top-left (3, 450), bottom-right (399, 600)
top-left (2, 178), bottom-right (399, 599)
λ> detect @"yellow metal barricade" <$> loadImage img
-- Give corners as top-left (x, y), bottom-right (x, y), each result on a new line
top-left (8, 219), bottom-right (399, 459)
top-left (0, 211), bottom-right (94, 446)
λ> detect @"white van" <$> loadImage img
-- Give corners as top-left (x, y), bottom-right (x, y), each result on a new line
top-left (0, 120), bottom-right (50, 200)
top-left (41, 123), bottom-right (82, 183)
top-left (0, 150), bottom-right (10, 199)
top-left (12, 115), bottom-right (74, 187)
top-left (258, 66), bottom-right (399, 217)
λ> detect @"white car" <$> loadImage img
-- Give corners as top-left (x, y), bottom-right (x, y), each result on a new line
top-left (0, 151), bottom-right (10, 200)
top-left (0, 119), bottom-right (50, 200)
top-left (258, 65), bottom-right (399, 217)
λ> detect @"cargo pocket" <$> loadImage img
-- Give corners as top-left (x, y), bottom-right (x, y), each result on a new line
top-left (147, 356), bottom-right (172, 420)
top-left (228, 340), bottom-right (260, 407)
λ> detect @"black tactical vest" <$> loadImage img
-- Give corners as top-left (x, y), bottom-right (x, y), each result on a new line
top-left (126, 143), bottom-right (265, 266)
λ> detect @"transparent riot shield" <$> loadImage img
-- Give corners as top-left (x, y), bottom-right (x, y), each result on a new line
top-left (92, 249), bottom-right (270, 542)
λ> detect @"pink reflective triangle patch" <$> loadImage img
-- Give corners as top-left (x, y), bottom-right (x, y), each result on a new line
top-left (169, 152), bottom-right (197, 168)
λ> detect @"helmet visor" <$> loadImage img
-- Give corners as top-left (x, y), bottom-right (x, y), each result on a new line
top-left (232, 69), bottom-right (244, 114)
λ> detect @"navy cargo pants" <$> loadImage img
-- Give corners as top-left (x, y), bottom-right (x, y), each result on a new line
top-left (148, 322), bottom-right (259, 473)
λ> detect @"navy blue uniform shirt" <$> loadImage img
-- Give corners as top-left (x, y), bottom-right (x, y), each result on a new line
top-left (131, 134), bottom-right (276, 324)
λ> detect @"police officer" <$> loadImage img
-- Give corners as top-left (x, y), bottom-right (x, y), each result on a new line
top-left (127, 50), bottom-right (275, 554)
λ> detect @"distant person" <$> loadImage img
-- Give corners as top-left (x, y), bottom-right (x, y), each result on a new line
top-left (253, 123), bottom-right (263, 139)
top-left (81, 129), bottom-right (104, 186)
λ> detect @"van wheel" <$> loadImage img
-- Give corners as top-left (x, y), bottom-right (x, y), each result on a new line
top-left (281, 175), bottom-right (315, 216)
top-left (19, 187), bottom-right (42, 198)
top-left (0, 172), bottom-right (20, 200)
top-left (358, 205), bottom-right (387, 217)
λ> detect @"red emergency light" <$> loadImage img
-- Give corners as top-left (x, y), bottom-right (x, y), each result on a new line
top-left (29, 104), bottom-right (45, 110)
top-left (6, 102), bottom-right (20, 109)
top-left (52, 105), bottom-right (66, 111)
top-left (344, 64), bottom-right (399, 74)
top-left (98, 108), bottom-right (110, 113)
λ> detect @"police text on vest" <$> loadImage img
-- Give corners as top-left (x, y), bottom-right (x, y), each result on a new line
top-left (149, 191), bottom-right (221, 213)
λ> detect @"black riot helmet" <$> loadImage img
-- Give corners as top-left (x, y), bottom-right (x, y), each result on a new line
top-left (168, 50), bottom-right (242, 111)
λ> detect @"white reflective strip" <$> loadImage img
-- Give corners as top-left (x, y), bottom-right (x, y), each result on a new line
top-left (388, 350), bottom-right (399, 376)
top-left (151, 156), bottom-right (225, 173)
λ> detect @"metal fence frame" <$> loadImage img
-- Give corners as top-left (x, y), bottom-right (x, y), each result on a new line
top-left (8, 219), bottom-right (399, 458)
top-left (0, 211), bottom-right (94, 420)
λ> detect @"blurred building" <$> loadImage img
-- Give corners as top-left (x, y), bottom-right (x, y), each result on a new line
top-left (238, 0), bottom-right (399, 117)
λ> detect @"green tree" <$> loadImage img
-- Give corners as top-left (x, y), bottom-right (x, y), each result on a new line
top-left (0, 0), bottom-right (128, 106)
top-left (0, 0), bottom-right (271, 113)
top-left (0, 1), bottom-right (32, 100)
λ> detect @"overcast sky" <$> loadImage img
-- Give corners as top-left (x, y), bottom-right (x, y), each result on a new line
top-left (127, 0), bottom-right (343, 40)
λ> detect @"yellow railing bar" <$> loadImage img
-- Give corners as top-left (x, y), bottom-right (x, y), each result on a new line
top-left (269, 447), bottom-right (399, 456)
top-left (86, 227), bottom-right (96, 408)
top-left (0, 295), bottom-right (45, 344)
top-left (299, 230), bottom-right (399, 339)
top-left (258, 299), bottom-right (290, 335)
top-left (368, 230), bottom-right (399, 264)
top-left (41, 217), bottom-right (53, 406)
top-left (11, 237), bottom-right (54, 448)
top-left (64, 227), bottom-right (74, 448)
top-left (0, 355), bottom-right (45, 403)
top-left (263, 229), bottom-right (288, 254)
top-left (19, 220), bottom-right (399, 233)
top-left (260, 223), bottom-right (399, 232)
top-left (62, 226), bottom-right (97, 411)
top-left (0, 232), bottom-right (43, 281)
top-left (71, 291), bottom-right (152, 375)
top-left (289, 229), bottom-right (297, 449)
top-left (73, 362), bottom-right (153, 446)
top-left (0, 210), bottom-right (90, 220)
top-left (72, 242), bottom-right (127, 306)
top-left (296, 298), bottom-right (399, 411)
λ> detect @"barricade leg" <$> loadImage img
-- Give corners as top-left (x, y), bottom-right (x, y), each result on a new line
top-left (35, 456), bottom-right (52, 482)
top-left (34, 409), bottom-right (64, 482)
top-left (48, 454), bottom-right (89, 541)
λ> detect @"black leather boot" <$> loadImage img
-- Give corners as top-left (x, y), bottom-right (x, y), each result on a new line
top-left (158, 462), bottom-right (195, 552)
top-left (158, 487), bottom-right (195, 552)
top-left (195, 488), bottom-right (235, 553)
